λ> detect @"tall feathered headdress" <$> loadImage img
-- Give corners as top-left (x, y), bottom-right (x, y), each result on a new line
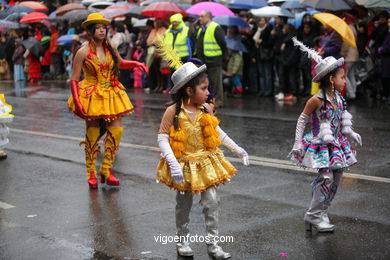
top-left (292, 36), bottom-right (323, 64)
top-left (154, 34), bottom-right (183, 70)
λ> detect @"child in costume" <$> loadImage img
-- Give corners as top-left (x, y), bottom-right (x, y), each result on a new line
top-left (67, 13), bottom-right (148, 189)
top-left (155, 36), bottom-right (249, 258)
top-left (0, 94), bottom-right (14, 160)
top-left (291, 37), bottom-right (362, 232)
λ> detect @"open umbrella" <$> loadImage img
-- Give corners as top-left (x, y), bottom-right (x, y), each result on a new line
top-left (0, 0), bottom-right (7, 7)
top-left (18, 1), bottom-right (48, 12)
top-left (20, 12), bottom-right (48, 23)
top-left (355, 0), bottom-right (390, 8)
top-left (63, 9), bottom-right (92, 24)
top-left (141, 2), bottom-right (186, 19)
top-left (282, 0), bottom-right (307, 9)
top-left (0, 19), bottom-right (26, 29)
top-left (100, 8), bottom-right (128, 20)
top-left (213, 15), bottom-right (249, 28)
top-left (81, 0), bottom-right (114, 6)
top-left (125, 5), bottom-right (146, 19)
top-left (57, 34), bottom-right (77, 46)
top-left (56, 3), bottom-right (86, 16)
top-left (106, 2), bottom-right (135, 10)
top-left (300, 0), bottom-right (351, 11)
top-left (88, 1), bottom-right (114, 10)
top-left (225, 37), bottom-right (247, 52)
top-left (228, 0), bottom-right (268, 10)
top-left (141, 0), bottom-right (178, 6)
top-left (313, 12), bottom-right (356, 48)
top-left (0, 5), bottom-right (34, 19)
top-left (133, 18), bottom-right (154, 28)
top-left (4, 12), bottom-right (27, 22)
top-left (250, 6), bottom-right (294, 18)
top-left (186, 2), bottom-right (234, 17)
top-left (22, 37), bottom-right (44, 57)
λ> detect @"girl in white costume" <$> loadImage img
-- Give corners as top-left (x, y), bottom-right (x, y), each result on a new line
top-left (290, 38), bottom-right (362, 232)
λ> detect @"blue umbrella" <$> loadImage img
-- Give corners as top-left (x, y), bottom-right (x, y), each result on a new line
top-left (225, 37), bottom-right (247, 52)
top-left (213, 15), bottom-right (249, 28)
top-left (282, 0), bottom-right (307, 9)
top-left (0, 5), bottom-right (34, 19)
top-left (290, 10), bottom-right (320, 28)
top-left (0, 20), bottom-right (23, 29)
top-left (0, 0), bottom-right (8, 7)
top-left (228, 0), bottom-right (268, 10)
top-left (57, 34), bottom-right (77, 46)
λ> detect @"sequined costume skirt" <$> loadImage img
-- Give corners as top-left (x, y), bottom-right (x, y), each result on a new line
top-left (291, 133), bottom-right (357, 170)
top-left (67, 81), bottom-right (134, 121)
top-left (156, 149), bottom-right (236, 193)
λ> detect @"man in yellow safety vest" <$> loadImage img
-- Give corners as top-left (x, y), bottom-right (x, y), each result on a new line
top-left (194, 10), bottom-right (227, 107)
top-left (165, 13), bottom-right (193, 63)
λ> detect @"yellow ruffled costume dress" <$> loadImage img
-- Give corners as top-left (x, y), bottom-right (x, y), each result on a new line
top-left (156, 108), bottom-right (236, 193)
top-left (68, 41), bottom-right (134, 121)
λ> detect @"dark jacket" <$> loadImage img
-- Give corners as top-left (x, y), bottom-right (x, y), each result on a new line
top-left (379, 31), bottom-right (390, 78)
top-left (297, 30), bottom-right (316, 68)
top-left (255, 24), bottom-right (275, 61)
top-left (281, 30), bottom-right (300, 66)
top-left (194, 23), bottom-right (227, 66)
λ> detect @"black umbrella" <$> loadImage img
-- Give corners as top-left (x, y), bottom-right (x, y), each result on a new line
top-left (22, 37), bottom-right (44, 58)
top-left (62, 9), bottom-right (92, 24)
top-left (125, 5), bottom-right (146, 19)
top-left (0, 5), bottom-right (34, 19)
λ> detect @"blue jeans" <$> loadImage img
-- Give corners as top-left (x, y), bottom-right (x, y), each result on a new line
top-left (13, 64), bottom-right (24, 81)
top-left (257, 60), bottom-right (273, 95)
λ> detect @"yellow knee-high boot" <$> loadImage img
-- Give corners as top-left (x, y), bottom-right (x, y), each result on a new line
top-left (100, 126), bottom-right (123, 186)
top-left (80, 127), bottom-right (101, 189)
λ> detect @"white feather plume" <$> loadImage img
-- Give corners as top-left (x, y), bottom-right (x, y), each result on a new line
top-left (292, 37), bottom-right (323, 64)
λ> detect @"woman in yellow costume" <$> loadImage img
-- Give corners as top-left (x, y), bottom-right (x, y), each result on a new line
top-left (68, 13), bottom-right (148, 189)
top-left (0, 94), bottom-right (14, 160)
top-left (155, 36), bottom-right (250, 259)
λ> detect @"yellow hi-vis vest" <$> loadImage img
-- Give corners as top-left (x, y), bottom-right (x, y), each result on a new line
top-left (197, 21), bottom-right (222, 57)
top-left (165, 25), bottom-right (190, 58)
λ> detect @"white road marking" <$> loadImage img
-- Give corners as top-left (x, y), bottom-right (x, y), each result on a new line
top-left (0, 201), bottom-right (15, 209)
top-left (9, 128), bottom-right (390, 184)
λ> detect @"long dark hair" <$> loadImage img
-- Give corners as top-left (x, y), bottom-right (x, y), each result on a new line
top-left (168, 72), bottom-right (208, 130)
top-left (318, 66), bottom-right (346, 118)
top-left (86, 24), bottom-right (119, 76)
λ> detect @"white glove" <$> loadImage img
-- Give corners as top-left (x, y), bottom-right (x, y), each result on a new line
top-left (350, 132), bottom-right (362, 146)
top-left (292, 113), bottom-right (310, 157)
top-left (217, 126), bottom-right (250, 166)
top-left (157, 134), bottom-right (184, 184)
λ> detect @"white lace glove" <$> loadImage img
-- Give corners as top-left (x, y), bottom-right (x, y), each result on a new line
top-left (217, 126), bottom-right (250, 166)
top-left (292, 113), bottom-right (310, 157)
top-left (157, 134), bottom-right (184, 184)
top-left (341, 110), bottom-right (362, 146)
top-left (349, 132), bottom-right (362, 146)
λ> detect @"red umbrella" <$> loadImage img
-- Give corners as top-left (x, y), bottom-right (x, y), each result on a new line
top-left (18, 1), bottom-right (48, 12)
top-left (56, 3), bottom-right (86, 16)
top-left (141, 2), bottom-right (186, 19)
top-left (20, 12), bottom-right (48, 23)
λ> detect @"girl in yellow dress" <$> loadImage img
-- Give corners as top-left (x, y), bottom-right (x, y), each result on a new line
top-left (156, 59), bottom-right (249, 258)
top-left (68, 13), bottom-right (147, 189)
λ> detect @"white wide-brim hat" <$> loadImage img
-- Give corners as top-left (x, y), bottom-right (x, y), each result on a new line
top-left (170, 62), bottom-right (207, 94)
top-left (312, 56), bottom-right (344, 83)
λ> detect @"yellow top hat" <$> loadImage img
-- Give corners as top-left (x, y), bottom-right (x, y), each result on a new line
top-left (81, 13), bottom-right (110, 28)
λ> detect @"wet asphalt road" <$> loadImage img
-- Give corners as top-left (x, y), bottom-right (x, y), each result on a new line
top-left (0, 81), bottom-right (389, 260)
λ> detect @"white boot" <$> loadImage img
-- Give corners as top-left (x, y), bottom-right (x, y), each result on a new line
top-left (305, 219), bottom-right (335, 232)
top-left (207, 243), bottom-right (231, 259)
top-left (177, 241), bottom-right (194, 256)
